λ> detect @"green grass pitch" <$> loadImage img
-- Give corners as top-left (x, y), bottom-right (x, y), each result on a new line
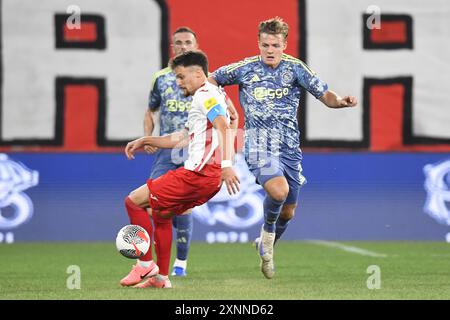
top-left (1, 241), bottom-right (449, 300)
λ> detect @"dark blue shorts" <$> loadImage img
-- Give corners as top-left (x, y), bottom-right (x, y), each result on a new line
top-left (246, 151), bottom-right (307, 205)
top-left (149, 148), bottom-right (188, 179)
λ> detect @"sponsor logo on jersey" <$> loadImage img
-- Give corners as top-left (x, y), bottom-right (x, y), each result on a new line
top-left (253, 87), bottom-right (290, 101)
top-left (166, 100), bottom-right (192, 112)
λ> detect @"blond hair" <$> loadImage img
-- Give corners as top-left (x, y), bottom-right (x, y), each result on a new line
top-left (258, 17), bottom-right (289, 40)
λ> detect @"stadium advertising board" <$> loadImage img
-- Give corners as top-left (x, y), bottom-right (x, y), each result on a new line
top-left (1, 152), bottom-right (449, 243)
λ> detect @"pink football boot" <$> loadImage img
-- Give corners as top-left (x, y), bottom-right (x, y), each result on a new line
top-left (120, 262), bottom-right (159, 286)
top-left (134, 274), bottom-right (172, 289)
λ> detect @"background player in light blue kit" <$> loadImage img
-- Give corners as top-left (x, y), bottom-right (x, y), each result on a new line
top-left (144, 27), bottom-right (199, 277)
top-left (210, 17), bottom-right (357, 279)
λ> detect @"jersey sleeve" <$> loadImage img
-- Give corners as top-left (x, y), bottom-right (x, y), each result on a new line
top-left (212, 60), bottom-right (245, 86)
top-left (148, 75), bottom-right (162, 110)
top-left (196, 92), bottom-right (227, 123)
top-left (294, 61), bottom-right (328, 99)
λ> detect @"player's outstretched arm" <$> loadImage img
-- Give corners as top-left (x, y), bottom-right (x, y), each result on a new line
top-left (225, 96), bottom-right (239, 127)
top-left (143, 109), bottom-right (159, 154)
top-left (212, 116), bottom-right (240, 195)
top-left (319, 90), bottom-right (358, 108)
top-left (125, 129), bottom-right (189, 160)
top-left (225, 96), bottom-right (239, 161)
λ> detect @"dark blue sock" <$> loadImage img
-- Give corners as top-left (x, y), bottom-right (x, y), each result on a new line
top-left (173, 214), bottom-right (193, 261)
top-left (172, 216), bottom-right (177, 229)
top-left (275, 217), bottom-right (291, 244)
top-left (263, 196), bottom-right (285, 233)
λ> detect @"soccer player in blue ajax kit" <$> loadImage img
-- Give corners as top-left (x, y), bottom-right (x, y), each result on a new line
top-left (210, 17), bottom-right (357, 279)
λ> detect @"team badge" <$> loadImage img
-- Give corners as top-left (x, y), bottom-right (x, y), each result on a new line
top-left (281, 70), bottom-right (294, 86)
top-left (204, 97), bottom-right (218, 111)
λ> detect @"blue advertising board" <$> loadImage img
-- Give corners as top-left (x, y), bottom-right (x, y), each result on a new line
top-left (0, 152), bottom-right (449, 243)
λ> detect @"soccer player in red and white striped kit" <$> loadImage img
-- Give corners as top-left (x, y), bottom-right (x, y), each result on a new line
top-left (120, 50), bottom-right (240, 288)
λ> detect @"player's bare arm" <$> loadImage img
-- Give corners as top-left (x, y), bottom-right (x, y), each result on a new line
top-left (319, 90), bottom-right (358, 108)
top-left (125, 129), bottom-right (189, 160)
top-left (212, 115), bottom-right (240, 195)
top-left (143, 109), bottom-right (159, 154)
top-left (225, 95), bottom-right (239, 124)
top-left (225, 96), bottom-right (239, 161)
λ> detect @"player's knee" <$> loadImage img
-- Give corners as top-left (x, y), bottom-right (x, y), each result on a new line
top-left (269, 189), bottom-right (289, 203)
top-left (125, 195), bottom-right (138, 207)
top-left (127, 185), bottom-right (150, 208)
top-left (127, 188), bottom-right (138, 201)
top-left (265, 178), bottom-right (289, 202)
top-left (154, 212), bottom-right (173, 225)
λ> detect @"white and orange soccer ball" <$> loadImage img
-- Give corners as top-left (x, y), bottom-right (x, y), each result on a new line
top-left (115, 225), bottom-right (150, 259)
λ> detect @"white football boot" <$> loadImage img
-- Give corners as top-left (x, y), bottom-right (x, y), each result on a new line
top-left (254, 227), bottom-right (275, 279)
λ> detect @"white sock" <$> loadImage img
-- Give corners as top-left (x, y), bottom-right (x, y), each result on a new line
top-left (138, 260), bottom-right (153, 268)
top-left (173, 258), bottom-right (187, 269)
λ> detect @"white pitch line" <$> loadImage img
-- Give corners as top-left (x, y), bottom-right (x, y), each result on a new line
top-left (307, 240), bottom-right (388, 258)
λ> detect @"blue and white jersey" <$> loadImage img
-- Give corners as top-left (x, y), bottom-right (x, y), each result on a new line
top-left (148, 67), bottom-right (191, 136)
top-left (213, 54), bottom-right (328, 160)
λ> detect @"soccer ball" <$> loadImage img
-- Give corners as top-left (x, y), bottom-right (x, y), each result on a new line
top-left (115, 225), bottom-right (150, 259)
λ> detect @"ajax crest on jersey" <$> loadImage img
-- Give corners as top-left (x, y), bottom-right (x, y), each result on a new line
top-left (116, 225), bottom-right (150, 259)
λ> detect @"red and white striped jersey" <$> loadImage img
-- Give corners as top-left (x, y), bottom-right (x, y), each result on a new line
top-left (184, 81), bottom-right (229, 172)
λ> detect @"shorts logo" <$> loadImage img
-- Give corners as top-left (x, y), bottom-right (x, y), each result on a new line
top-left (203, 97), bottom-right (218, 111)
top-left (424, 159), bottom-right (450, 226)
top-left (150, 193), bottom-right (158, 201)
top-left (298, 163), bottom-right (307, 186)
